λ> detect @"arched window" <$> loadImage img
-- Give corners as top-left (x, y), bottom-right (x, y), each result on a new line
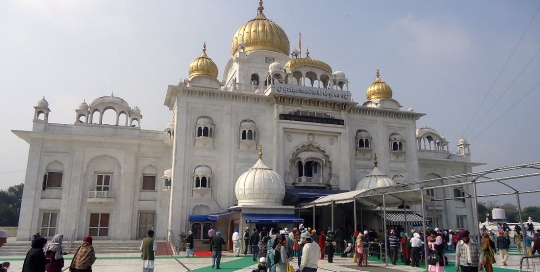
top-left (247, 130), bottom-right (253, 140)
top-left (251, 73), bottom-right (259, 85)
top-left (389, 133), bottom-right (404, 152)
top-left (44, 161), bottom-right (64, 189)
top-left (242, 130), bottom-right (247, 140)
top-left (195, 177), bottom-right (201, 187)
top-left (197, 127), bottom-right (203, 137)
top-left (195, 116), bottom-right (215, 147)
top-left (239, 119), bottom-right (257, 149)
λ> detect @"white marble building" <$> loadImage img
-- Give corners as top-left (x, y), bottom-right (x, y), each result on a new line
top-left (14, 1), bottom-right (482, 242)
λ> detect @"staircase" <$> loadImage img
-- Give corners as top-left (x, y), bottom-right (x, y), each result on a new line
top-left (0, 240), bottom-right (149, 256)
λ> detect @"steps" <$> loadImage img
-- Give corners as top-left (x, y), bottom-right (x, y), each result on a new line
top-left (0, 240), bottom-right (156, 256)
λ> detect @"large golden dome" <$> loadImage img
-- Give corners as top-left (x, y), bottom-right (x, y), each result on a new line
top-left (366, 68), bottom-right (393, 100)
top-left (284, 49), bottom-right (332, 73)
top-left (231, 1), bottom-right (290, 56)
top-left (188, 43), bottom-right (218, 78)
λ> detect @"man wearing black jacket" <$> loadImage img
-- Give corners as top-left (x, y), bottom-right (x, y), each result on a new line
top-left (244, 227), bottom-right (250, 255)
top-left (250, 229), bottom-right (260, 261)
top-left (496, 231), bottom-right (510, 266)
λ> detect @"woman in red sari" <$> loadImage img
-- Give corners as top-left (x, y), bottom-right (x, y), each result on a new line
top-left (319, 230), bottom-right (325, 259)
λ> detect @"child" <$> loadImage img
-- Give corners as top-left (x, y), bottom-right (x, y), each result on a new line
top-left (252, 257), bottom-right (268, 272)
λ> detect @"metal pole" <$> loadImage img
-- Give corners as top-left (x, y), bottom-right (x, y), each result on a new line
top-left (421, 188), bottom-right (428, 271)
top-left (404, 202), bottom-right (408, 235)
top-left (331, 201), bottom-right (334, 233)
top-left (432, 198), bottom-right (436, 228)
top-left (516, 192), bottom-right (529, 269)
top-left (383, 193), bottom-right (388, 266)
top-left (472, 181), bottom-right (481, 245)
top-left (354, 199), bottom-right (357, 233)
top-left (313, 205), bottom-right (316, 231)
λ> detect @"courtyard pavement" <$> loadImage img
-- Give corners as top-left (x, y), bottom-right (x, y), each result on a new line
top-left (1, 250), bottom-right (537, 272)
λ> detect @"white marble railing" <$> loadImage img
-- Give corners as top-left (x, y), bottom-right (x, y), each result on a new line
top-left (88, 190), bottom-right (114, 198)
top-left (296, 177), bottom-right (323, 183)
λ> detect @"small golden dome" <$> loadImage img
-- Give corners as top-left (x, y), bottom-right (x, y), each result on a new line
top-left (188, 42), bottom-right (218, 78)
top-left (284, 49), bottom-right (332, 73)
top-left (366, 68), bottom-right (393, 100)
top-left (231, 0), bottom-right (290, 56)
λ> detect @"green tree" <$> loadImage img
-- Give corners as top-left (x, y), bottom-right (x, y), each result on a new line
top-left (522, 206), bottom-right (540, 222)
top-left (500, 203), bottom-right (518, 222)
top-left (0, 183), bottom-right (24, 226)
top-left (477, 202), bottom-right (489, 222)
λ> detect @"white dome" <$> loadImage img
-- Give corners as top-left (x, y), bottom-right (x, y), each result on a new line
top-left (333, 70), bottom-right (346, 79)
top-left (416, 126), bottom-right (442, 138)
top-left (458, 137), bottom-right (468, 145)
top-left (355, 166), bottom-right (396, 191)
top-left (492, 208), bottom-right (506, 220)
top-left (235, 158), bottom-right (285, 206)
top-left (37, 97), bottom-right (49, 108)
top-left (131, 106), bottom-right (141, 115)
top-left (269, 61), bottom-right (283, 72)
top-left (194, 165), bottom-right (212, 175)
top-left (90, 95), bottom-right (129, 109)
top-left (78, 101), bottom-right (89, 111)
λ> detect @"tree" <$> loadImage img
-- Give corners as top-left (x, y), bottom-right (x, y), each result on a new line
top-left (477, 202), bottom-right (490, 222)
top-left (500, 203), bottom-right (518, 222)
top-left (0, 183), bottom-right (24, 226)
top-left (522, 206), bottom-right (540, 222)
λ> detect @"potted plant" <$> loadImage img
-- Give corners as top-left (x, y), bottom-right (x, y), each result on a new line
top-left (179, 232), bottom-right (187, 252)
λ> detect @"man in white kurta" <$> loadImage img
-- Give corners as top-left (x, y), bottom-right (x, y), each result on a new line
top-left (232, 228), bottom-right (241, 257)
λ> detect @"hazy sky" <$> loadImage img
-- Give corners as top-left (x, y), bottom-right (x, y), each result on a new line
top-left (1, 1), bottom-right (539, 207)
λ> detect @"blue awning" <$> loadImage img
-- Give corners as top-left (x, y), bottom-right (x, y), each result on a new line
top-left (286, 188), bottom-right (349, 199)
top-left (207, 210), bottom-right (238, 221)
top-left (243, 214), bottom-right (304, 224)
top-left (189, 210), bottom-right (238, 222)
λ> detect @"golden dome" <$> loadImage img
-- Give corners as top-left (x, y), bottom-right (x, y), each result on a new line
top-left (188, 42), bottom-right (218, 78)
top-left (284, 49), bottom-right (332, 73)
top-left (366, 68), bottom-right (393, 100)
top-left (231, 0), bottom-right (290, 56)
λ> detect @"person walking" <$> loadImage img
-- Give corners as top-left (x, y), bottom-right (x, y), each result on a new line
top-left (455, 230), bottom-right (483, 272)
top-left (250, 229), bottom-right (261, 261)
top-left (272, 235), bottom-right (287, 272)
top-left (208, 226), bottom-right (216, 252)
top-left (525, 234), bottom-right (533, 255)
top-left (532, 233), bottom-right (540, 255)
top-left (244, 227), bottom-right (251, 255)
top-left (300, 232), bottom-right (320, 272)
top-left (0, 230), bottom-right (10, 272)
top-left (496, 230), bottom-right (510, 266)
top-left (427, 229), bottom-right (445, 272)
top-left (410, 232), bottom-right (422, 267)
top-left (232, 228), bottom-right (241, 257)
top-left (211, 231), bottom-right (226, 269)
top-left (355, 233), bottom-right (364, 267)
top-left (140, 230), bottom-right (157, 272)
top-left (45, 234), bottom-right (68, 272)
top-left (22, 237), bottom-right (49, 272)
top-left (481, 232), bottom-right (496, 272)
top-left (514, 231), bottom-right (524, 254)
top-left (387, 229), bottom-right (399, 265)
top-left (69, 236), bottom-right (96, 272)
top-left (186, 231), bottom-right (195, 257)
top-left (325, 230), bottom-right (335, 263)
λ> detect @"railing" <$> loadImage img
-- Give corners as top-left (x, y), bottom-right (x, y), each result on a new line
top-left (88, 190), bottom-right (115, 198)
top-left (519, 255), bottom-right (540, 271)
top-left (67, 229), bottom-right (76, 253)
top-left (295, 177), bottom-right (323, 183)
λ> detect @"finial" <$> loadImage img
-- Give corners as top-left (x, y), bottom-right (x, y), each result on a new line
top-left (373, 153), bottom-right (378, 167)
top-left (43, 96), bottom-right (46, 100)
top-left (111, 92), bottom-right (114, 97)
top-left (306, 48), bottom-right (310, 58)
top-left (203, 42), bottom-right (206, 53)
top-left (258, 0), bottom-right (264, 14)
top-left (258, 142), bottom-right (263, 159)
top-left (376, 68), bottom-right (380, 79)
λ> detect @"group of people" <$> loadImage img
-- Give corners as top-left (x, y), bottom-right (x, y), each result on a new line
top-left (0, 230), bottom-right (96, 272)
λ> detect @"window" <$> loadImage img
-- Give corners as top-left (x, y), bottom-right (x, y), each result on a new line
top-left (202, 223), bottom-right (213, 239)
top-left (41, 211), bottom-right (58, 238)
top-left (457, 216), bottom-right (466, 229)
top-left (45, 172), bottom-right (63, 188)
top-left (142, 175), bottom-right (156, 191)
top-left (389, 133), bottom-right (404, 152)
top-left (96, 174), bottom-right (111, 191)
top-left (358, 139), bottom-right (370, 148)
top-left (426, 189), bottom-right (435, 198)
top-left (191, 223), bottom-right (201, 239)
top-left (454, 188), bottom-right (466, 203)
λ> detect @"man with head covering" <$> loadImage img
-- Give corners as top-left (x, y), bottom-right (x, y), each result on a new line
top-left (496, 230), bottom-right (510, 266)
top-left (211, 231), bottom-right (226, 269)
top-left (232, 228), bottom-right (241, 257)
top-left (387, 229), bottom-right (399, 265)
top-left (22, 237), bottom-right (49, 272)
top-left (410, 232), bottom-right (422, 267)
top-left (140, 230), bottom-right (157, 272)
top-left (186, 231), bottom-right (195, 257)
top-left (300, 231), bottom-right (320, 272)
top-left (69, 236), bottom-right (96, 272)
top-left (455, 230), bottom-right (483, 272)
top-left (244, 227), bottom-right (251, 255)
top-left (45, 234), bottom-right (68, 272)
top-left (0, 230), bottom-right (10, 272)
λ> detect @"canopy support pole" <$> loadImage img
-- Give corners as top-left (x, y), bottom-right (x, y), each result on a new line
top-left (403, 202), bottom-right (408, 235)
top-left (331, 201), bottom-right (334, 233)
top-left (472, 181), bottom-right (481, 245)
top-left (383, 193), bottom-right (388, 266)
top-left (354, 199), bottom-right (357, 234)
top-left (313, 205), bottom-right (316, 231)
top-left (421, 188), bottom-right (428, 271)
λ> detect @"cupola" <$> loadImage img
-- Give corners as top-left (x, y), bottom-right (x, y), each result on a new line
top-left (366, 68), bottom-right (393, 100)
top-left (355, 154), bottom-right (396, 191)
top-left (188, 42), bottom-right (218, 78)
top-left (231, 0), bottom-right (290, 56)
top-left (235, 144), bottom-right (285, 206)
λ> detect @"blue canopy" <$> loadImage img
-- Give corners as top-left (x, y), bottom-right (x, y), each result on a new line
top-left (286, 188), bottom-right (348, 199)
top-left (243, 214), bottom-right (304, 224)
top-left (189, 210), bottom-right (238, 222)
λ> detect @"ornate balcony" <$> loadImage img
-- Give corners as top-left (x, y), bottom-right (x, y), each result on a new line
top-left (88, 190), bottom-right (115, 203)
top-left (292, 176), bottom-right (327, 188)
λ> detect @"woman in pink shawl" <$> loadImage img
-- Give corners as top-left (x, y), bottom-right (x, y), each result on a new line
top-left (427, 230), bottom-right (445, 272)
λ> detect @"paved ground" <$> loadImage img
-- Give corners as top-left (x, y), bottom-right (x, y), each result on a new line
top-left (2, 250), bottom-right (538, 272)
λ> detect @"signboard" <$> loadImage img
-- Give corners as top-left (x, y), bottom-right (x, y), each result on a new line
top-left (273, 83), bottom-right (352, 102)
